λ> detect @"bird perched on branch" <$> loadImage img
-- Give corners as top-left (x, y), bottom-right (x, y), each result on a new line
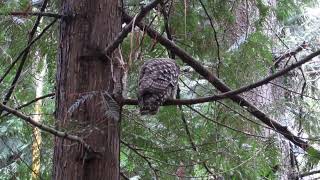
top-left (138, 58), bottom-right (180, 115)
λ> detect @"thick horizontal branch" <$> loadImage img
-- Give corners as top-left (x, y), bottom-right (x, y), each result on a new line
top-left (0, 103), bottom-right (92, 152)
top-left (122, 97), bottom-right (221, 105)
top-left (122, 12), bottom-right (320, 153)
top-left (120, 17), bottom-right (320, 105)
top-left (124, 49), bottom-right (320, 106)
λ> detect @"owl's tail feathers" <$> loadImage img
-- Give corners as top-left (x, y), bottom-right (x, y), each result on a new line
top-left (140, 106), bottom-right (159, 115)
top-left (138, 94), bottom-right (161, 115)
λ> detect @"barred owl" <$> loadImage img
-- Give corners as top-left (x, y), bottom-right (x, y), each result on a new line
top-left (138, 58), bottom-right (180, 115)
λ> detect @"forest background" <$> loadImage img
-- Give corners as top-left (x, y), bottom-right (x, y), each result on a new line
top-left (1, 0), bottom-right (320, 179)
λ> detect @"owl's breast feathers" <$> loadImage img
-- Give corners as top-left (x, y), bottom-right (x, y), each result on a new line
top-left (138, 58), bottom-right (180, 115)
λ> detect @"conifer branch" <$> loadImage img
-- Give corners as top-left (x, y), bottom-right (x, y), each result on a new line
top-left (123, 50), bottom-right (320, 106)
top-left (122, 12), bottom-right (320, 153)
top-left (0, 0), bottom-right (51, 115)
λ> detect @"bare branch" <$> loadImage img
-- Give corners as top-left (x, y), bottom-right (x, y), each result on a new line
top-left (122, 12), bottom-right (320, 153)
top-left (273, 42), bottom-right (307, 68)
top-left (121, 140), bottom-right (159, 178)
top-left (187, 105), bottom-right (269, 139)
top-left (177, 88), bottom-right (214, 174)
top-left (104, 0), bottom-right (162, 55)
top-left (0, 93), bottom-right (55, 118)
top-left (213, 49), bottom-right (320, 99)
top-left (159, 0), bottom-right (175, 59)
top-left (198, 0), bottom-right (221, 74)
top-left (270, 82), bottom-right (320, 100)
top-left (120, 172), bottom-right (130, 180)
top-left (0, 12), bottom-right (63, 18)
top-left (298, 170), bottom-right (320, 178)
top-left (0, 103), bottom-right (92, 152)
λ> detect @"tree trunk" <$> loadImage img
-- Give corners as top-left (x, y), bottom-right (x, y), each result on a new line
top-left (53, 0), bottom-right (122, 179)
top-left (226, 1), bottom-right (294, 178)
top-left (31, 52), bottom-right (47, 179)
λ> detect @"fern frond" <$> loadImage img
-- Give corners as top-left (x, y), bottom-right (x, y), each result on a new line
top-left (68, 93), bottom-right (95, 115)
top-left (101, 92), bottom-right (120, 121)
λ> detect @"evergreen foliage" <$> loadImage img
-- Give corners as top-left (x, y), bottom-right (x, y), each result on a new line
top-left (0, 0), bottom-right (320, 179)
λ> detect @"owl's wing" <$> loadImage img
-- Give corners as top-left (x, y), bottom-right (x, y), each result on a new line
top-left (138, 60), bottom-right (178, 96)
top-left (138, 59), bottom-right (180, 115)
top-left (138, 75), bottom-right (171, 95)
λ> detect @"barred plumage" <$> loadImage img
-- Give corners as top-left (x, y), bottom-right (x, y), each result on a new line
top-left (138, 58), bottom-right (180, 115)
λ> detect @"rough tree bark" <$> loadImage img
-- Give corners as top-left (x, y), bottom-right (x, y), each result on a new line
top-left (53, 0), bottom-right (122, 179)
